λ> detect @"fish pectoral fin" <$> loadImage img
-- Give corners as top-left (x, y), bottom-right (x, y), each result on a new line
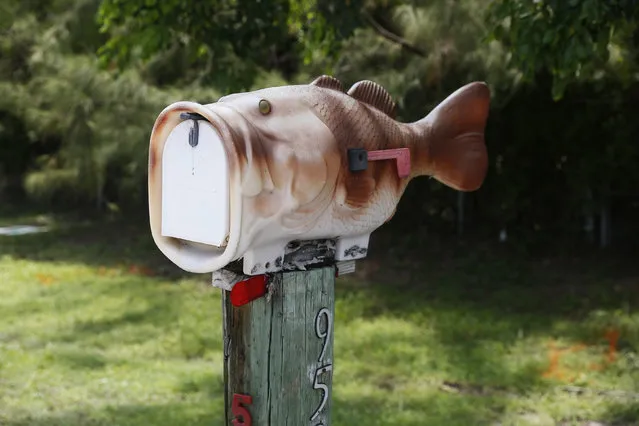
top-left (310, 75), bottom-right (344, 92)
top-left (347, 80), bottom-right (396, 118)
top-left (426, 82), bottom-right (490, 192)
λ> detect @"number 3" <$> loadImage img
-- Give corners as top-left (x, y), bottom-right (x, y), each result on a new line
top-left (232, 393), bottom-right (252, 426)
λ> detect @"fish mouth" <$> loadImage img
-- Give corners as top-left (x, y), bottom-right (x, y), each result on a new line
top-left (148, 100), bottom-right (245, 273)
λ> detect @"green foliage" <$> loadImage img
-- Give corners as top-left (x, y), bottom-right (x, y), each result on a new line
top-left (23, 168), bottom-right (80, 204)
top-left (487, 0), bottom-right (639, 100)
top-left (289, 0), bottom-right (369, 69)
top-left (319, 0), bottom-right (639, 245)
top-left (97, 0), bottom-right (294, 90)
top-left (0, 0), bottom-right (638, 247)
top-left (0, 0), bottom-right (223, 209)
top-left (0, 1), bottom-right (16, 32)
top-left (96, 0), bottom-right (368, 90)
top-left (313, 0), bottom-right (522, 124)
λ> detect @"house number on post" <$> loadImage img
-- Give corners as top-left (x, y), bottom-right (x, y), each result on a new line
top-left (231, 393), bottom-right (252, 425)
top-left (310, 307), bottom-right (333, 424)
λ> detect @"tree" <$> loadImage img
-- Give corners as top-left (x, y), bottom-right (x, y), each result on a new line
top-left (486, 0), bottom-right (639, 99)
top-left (0, 0), bottom-right (224, 208)
top-left (96, 0), bottom-right (367, 91)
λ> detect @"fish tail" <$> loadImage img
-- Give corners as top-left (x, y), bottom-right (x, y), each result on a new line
top-left (408, 82), bottom-right (490, 191)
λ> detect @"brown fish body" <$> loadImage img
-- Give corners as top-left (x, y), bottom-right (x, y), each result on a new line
top-left (148, 75), bottom-right (490, 275)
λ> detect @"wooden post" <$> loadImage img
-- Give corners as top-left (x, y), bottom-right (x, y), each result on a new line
top-left (223, 266), bottom-right (336, 426)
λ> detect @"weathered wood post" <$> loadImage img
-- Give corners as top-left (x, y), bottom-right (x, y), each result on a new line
top-left (214, 240), bottom-right (349, 425)
top-left (222, 266), bottom-right (336, 425)
top-left (147, 75), bottom-right (491, 425)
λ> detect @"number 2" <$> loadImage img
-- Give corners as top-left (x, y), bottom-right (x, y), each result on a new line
top-left (231, 393), bottom-right (252, 426)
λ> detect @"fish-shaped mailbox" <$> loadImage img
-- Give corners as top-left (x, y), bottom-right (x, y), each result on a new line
top-left (148, 75), bottom-right (490, 276)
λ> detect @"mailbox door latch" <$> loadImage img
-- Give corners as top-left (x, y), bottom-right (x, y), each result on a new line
top-left (180, 112), bottom-right (206, 148)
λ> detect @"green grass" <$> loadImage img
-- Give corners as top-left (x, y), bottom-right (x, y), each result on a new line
top-left (1, 210), bottom-right (638, 425)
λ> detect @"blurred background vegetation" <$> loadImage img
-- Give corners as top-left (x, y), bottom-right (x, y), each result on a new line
top-left (1, 0), bottom-right (637, 252)
top-left (2, 2), bottom-right (639, 425)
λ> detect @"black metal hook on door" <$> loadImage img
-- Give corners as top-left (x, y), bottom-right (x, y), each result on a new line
top-left (180, 112), bottom-right (205, 148)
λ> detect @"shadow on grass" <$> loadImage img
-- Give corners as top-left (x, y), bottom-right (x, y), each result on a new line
top-left (2, 273), bottom-right (223, 360)
top-left (0, 211), bottom-right (190, 280)
top-left (600, 401), bottom-right (639, 425)
top-left (1, 396), bottom-right (492, 426)
top-left (334, 226), bottom-right (639, 411)
top-left (331, 390), bottom-right (506, 426)
top-left (44, 346), bottom-right (109, 370)
top-left (69, 283), bottom-right (221, 359)
top-left (2, 208), bottom-right (639, 424)
top-left (2, 403), bottom-right (225, 426)
top-left (177, 372), bottom-right (225, 397)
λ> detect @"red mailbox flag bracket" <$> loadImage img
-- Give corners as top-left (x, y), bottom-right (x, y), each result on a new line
top-left (230, 275), bottom-right (268, 307)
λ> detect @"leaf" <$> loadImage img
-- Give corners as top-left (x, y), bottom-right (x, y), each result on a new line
top-left (551, 77), bottom-right (568, 101)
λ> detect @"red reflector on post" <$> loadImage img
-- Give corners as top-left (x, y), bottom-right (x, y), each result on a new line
top-left (230, 275), bottom-right (268, 307)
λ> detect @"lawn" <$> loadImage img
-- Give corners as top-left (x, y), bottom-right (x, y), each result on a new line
top-left (0, 209), bottom-right (638, 425)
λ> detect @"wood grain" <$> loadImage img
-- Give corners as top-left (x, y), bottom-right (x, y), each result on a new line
top-left (223, 267), bottom-right (336, 426)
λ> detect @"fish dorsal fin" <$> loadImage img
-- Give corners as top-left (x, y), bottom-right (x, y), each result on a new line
top-left (347, 80), bottom-right (396, 118)
top-left (310, 75), bottom-right (344, 92)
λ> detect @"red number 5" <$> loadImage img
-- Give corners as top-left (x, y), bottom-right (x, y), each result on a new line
top-left (232, 393), bottom-right (252, 426)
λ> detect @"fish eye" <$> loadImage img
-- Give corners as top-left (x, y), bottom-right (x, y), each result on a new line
top-left (258, 99), bottom-right (272, 115)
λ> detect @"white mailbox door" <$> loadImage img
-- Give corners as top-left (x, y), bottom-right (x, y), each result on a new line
top-left (161, 119), bottom-right (230, 247)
